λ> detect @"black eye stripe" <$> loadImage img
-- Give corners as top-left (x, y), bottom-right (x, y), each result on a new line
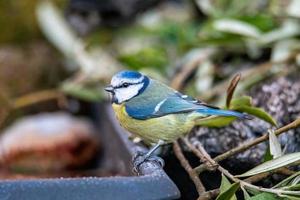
top-left (114, 81), bottom-right (142, 89)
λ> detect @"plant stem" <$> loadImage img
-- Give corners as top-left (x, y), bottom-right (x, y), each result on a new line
top-left (12, 89), bottom-right (63, 109)
top-left (183, 138), bottom-right (218, 171)
top-left (244, 168), bottom-right (295, 184)
top-left (188, 136), bottom-right (300, 198)
top-left (195, 118), bottom-right (300, 174)
top-left (173, 141), bottom-right (206, 195)
top-left (197, 189), bottom-right (219, 200)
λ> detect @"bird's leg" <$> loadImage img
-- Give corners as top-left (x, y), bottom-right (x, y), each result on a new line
top-left (145, 140), bottom-right (164, 157)
top-left (133, 140), bottom-right (165, 172)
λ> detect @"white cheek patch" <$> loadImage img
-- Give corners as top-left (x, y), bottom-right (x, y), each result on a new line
top-left (115, 83), bottom-right (144, 103)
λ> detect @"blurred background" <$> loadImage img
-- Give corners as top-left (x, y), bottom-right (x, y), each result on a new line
top-left (0, 0), bottom-right (300, 198)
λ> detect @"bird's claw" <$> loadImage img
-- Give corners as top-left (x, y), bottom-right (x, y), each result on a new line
top-left (132, 151), bottom-right (165, 173)
top-left (148, 155), bottom-right (165, 167)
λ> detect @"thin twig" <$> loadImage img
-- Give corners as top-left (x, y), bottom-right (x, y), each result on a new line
top-left (197, 189), bottom-right (220, 200)
top-left (244, 168), bottom-right (295, 184)
top-left (12, 89), bottom-right (63, 109)
top-left (173, 141), bottom-right (206, 195)
top-left (182, 138), bottom-right (218, 171)
top-left (189, 136), bottom-right (300, 197)
top-left (195, 118), bottom-right (300, 174)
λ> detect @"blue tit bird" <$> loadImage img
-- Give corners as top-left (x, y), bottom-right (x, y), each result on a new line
top-left (105, 70), bottom-right (249, 168)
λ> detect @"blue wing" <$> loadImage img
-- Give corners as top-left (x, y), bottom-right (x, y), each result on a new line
top-left (125, 92), bottom-right (247, 120)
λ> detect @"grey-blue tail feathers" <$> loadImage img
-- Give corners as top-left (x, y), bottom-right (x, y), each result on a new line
top-left (197, 108), bottom-right (252, 119)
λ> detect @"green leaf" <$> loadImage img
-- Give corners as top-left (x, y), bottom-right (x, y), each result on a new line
top-left (245, 187), bottom-right (261, 196)
top-left (263, 146), bottom-right (273, 162)
top-left (241, 187), bottom-right (251, 200)
top-left (237, 15), bottom-right (276, 32)
top-left (230, 96), bottom-right (252, 109)
top-left (283, 184), bottom-right (300, 191)
top-left (229, 96), bottom-right (277, 126)
top-left (219, 174), bottom-right (237, 200)
top-left (237, 152), bottom-right (300, 177)
top-left (248, 192), bottom-right (279, 200)
top-left (260, 20), bottom-right (300, 44)
top-left (196, 116), bottom-right (236, 127)
top-left (281, 195), bottom-right (300, 200)
top-left (269, 129), bottom-right (283, 158)
top-left (234, 105), bottom-right (277, 126)
top-left (291, 175), bottom-right (300, 186)
top-left (216, 181), bottom-right (240, 200)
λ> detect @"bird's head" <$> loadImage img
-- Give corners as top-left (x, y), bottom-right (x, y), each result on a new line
top-left (105, 70), bottom-right (150, 104)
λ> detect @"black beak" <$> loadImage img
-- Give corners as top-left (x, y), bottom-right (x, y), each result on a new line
top-left (104, 85), bottom-right (114, 93)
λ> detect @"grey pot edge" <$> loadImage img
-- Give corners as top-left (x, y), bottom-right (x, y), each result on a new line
top-left (0, 104), bottom-right (180, 200)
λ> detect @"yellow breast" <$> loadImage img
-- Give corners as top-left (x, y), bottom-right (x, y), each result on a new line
top-left (112, 103), bottom-right (195, 144)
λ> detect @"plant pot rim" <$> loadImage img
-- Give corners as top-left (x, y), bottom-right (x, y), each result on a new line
top-left (0, 103), bottom-right (180, 200)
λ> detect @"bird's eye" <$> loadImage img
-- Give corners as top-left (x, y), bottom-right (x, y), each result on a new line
top-left (122, 83), bottom-right (129, 88)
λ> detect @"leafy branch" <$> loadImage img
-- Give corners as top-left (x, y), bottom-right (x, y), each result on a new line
top-left (194, 118), bottom-right (300, 174)
top-left (184, 133), bottom-right (300, 199)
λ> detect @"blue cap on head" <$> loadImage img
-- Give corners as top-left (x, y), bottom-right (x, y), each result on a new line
top-left (108, 70), bottom-right (150, 104)
top-left (115, 70), bottom-right (143, 79)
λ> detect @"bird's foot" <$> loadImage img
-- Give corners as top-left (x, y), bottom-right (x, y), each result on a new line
top-left (133, 151), bottom-right (165, 173)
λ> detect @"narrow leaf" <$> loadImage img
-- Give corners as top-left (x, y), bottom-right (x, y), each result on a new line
top-left (213, 19), bottom-right (261, 38)
top-left (269, 129), bottom-right (283, 158)
top-left (234, 105), bottom-right (277, 126)
top-left (248, 192), bottom-right (278, 200)
top-left (263, 146), bottom-right (273, 162)
top-left (283, 184), bottom-right (300, 191)
top-left (237, 152), bottom-right (300, 177)
top-left (219, 174), bottom-right (237, 200)
top-left (196, 116), bottom-right (236, 127)
top-left (230, 96), bottom-right (252, 109)
top-left (216, 182), bottom-right (240, 200)
top-left (260, 20), bottom-right (300, 44)
top-left (291, 176), bottom-right (300, 186)
top-left (246, 187), bottom-right (261, 196)
top-left (281, 195), bottom-right (300, 200)
top-left (226, 73), bottom-right (241, 109)
top-left (241, 187), bottom-right (251, 200)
